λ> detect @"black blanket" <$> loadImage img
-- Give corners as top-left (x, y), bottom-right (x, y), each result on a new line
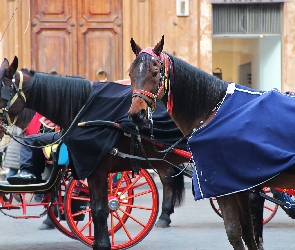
top-left (63, 81), bottom-right (186, 180)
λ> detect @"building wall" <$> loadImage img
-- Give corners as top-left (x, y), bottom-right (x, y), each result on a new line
top-left (122, 0), bottom-right (212, 78)
top-left (282, 0), bottom-right (295, 92)
top-left (0, 0), bottom-right (31, 69)
top-left (2, 0), bottom-right (295, 91)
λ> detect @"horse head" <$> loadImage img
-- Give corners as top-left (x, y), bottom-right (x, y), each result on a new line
top-left (128, 36), bottom-right (169, 126)
top-left (0, 56), bottom-right (27, 138)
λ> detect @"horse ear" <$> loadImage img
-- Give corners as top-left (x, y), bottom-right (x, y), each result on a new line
top-left (12, 56), bottom-right (18, 70)
top-left (0, 58), bottom-right (9, 69)
top-left (130, 38), bottom-right (142, 56)
top-left (5, 56), bottom-right (18, 79)
top-left (153, 35), bottom-right (164, 56)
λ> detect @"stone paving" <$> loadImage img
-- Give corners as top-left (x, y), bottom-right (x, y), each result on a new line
top-left (1, 178), bottom-right (295, 249)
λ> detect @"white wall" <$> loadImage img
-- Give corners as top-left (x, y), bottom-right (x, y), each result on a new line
top-left (213, 36), bottom-right (281, 91)
top-left (257, 36), bottom-right (282, 91)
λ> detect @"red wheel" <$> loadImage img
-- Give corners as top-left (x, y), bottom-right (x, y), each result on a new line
top-left (64, 169), bottom-right (159, 249)
top-left (47, 168), bottom-right (76, 239)
top-left (209, 197), bottom-right (223, 218)
top-left (209, 188), bottom-right (278, 224)
top-left (262, 187), bottom-right (279, 224)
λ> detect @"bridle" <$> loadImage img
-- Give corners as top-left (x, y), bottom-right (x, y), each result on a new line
top-left (0, 70), bottom-right (26, 127)
top-left (131, 48), bottom-right (174, 116)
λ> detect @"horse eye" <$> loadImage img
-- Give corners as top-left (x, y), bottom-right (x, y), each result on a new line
top-left (152, 71), bottom-right (158, 77)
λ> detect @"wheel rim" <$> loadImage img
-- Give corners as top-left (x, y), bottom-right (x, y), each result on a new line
top-left (65, 169), bottom-right (159, 249)
top-left (261, 187), bottom-right (278, 224)
top-left (209, 189), bottom-right (279, 224)
top-left (47, 168), bottom-right (76, 239)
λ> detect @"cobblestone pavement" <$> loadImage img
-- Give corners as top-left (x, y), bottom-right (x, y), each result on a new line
top-left (1, 179), bottom-right (295, 249)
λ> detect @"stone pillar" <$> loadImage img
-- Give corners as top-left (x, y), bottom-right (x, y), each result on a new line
top-left (282, 1), bottom-right (295, 92)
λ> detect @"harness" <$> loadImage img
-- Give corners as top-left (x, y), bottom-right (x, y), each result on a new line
top-left (132, 48), bottom-right (174, 115)
top-left (0, 71), bottom-right (26, 127)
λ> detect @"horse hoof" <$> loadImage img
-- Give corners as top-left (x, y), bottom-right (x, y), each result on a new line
top-left (155, 219), bottom-right (170, 228)
top-left (38, 217), bottom-right (55, 230)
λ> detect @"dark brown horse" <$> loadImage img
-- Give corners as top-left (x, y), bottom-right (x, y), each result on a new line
top-left (128, 36), bottom-right (295, 250)
top-left (0, 57), bottom-right (187, 250)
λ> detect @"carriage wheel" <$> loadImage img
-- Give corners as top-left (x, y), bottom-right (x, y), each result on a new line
top-left (261, 187), bottom-right (279, 223)
top-left (46, 168), bottom-right (76, 239)
top-left (64, 169), bottom-right (159, 249)
top-left (209, 187), bottom-right (279, 224)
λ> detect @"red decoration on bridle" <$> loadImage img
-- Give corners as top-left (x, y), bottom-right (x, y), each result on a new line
top-left (138, 47), bottom-right (163, 61)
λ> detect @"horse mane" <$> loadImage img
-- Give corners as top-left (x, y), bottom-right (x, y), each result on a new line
top-left (20, 69), bottom-right (92, 128)
top-left (167, 53), bottom-right (229, 120)
top-left (130, 53), bottom-right (228, 124)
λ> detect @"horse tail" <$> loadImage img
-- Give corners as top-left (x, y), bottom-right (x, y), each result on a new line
top-left (171, 166), bottom-right (185, 207)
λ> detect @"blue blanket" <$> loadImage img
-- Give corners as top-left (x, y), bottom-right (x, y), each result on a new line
top-left (188, 83), bottom-right (295, 200)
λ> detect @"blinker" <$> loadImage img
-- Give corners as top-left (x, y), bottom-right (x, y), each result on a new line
top-left (1, 85), bottom-right (13, 101)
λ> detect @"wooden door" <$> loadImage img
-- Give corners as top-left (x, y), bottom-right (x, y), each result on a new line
top-left (77, 0), bottom-right (122, 82)
top-left (31, 0), bottom-right (77, 76)
top-left (31, 0), bottom-right (122, 81)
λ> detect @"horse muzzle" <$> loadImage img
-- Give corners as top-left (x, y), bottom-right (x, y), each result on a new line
top-left (128, 108), bottom-right (150, 126)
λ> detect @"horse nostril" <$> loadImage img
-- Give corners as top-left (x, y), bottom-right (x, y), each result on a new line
top-left (138, 109), bottom-right (147, 120)
top-left (128, 109), bottom-right (147, 126)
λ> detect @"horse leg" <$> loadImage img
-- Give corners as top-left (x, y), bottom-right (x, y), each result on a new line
top-left (249, 188), bottom-right (264, 250)
top-left (87, 167), bottom-right (111, 250)
top-left (217, 194), bottom-right (245, 250)
top-left (236, 192), bottom-right (259, 250)
top-left (155, 167), bottom-right (185, 227)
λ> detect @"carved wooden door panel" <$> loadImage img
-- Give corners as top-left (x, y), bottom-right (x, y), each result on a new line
top-left (77, 0), bottom-right (122, 81)
top-left (31, 0), bottom-right (77, 76)
top-left (31, 0), bottom-right (122, 81)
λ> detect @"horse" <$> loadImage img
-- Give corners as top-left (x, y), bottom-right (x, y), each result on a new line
top-left (127, 36), bottom-right (295, 250)
top-left (0, 56), bottom-right (188, 250)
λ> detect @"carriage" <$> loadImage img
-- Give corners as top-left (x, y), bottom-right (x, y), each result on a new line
top-left (0, 127), bottom-right (291, 250)
top-left (0, 141), bottom-right (162, 249)
top-left (0, 57), bottom-right (189, 250)
top-left (0, 54), bottom-right (295, 250)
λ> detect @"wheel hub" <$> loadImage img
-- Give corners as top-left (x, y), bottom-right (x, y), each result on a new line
top-left (108, 196), bottom-right (119, 211)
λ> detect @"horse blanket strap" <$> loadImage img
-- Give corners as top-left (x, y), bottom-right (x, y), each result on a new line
top-left (130, 134), bottom-right (140, 176)
top-left (188, 83), bottom-right (295, 200)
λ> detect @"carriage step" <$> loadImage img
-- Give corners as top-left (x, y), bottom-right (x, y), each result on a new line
top-left (12, 215), bottom-right (41, 219)
top-left (0, 206), bottom-right (21, 210)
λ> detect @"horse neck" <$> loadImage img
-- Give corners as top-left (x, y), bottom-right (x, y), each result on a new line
top-left (20, 71), bottom-right (91, 129)
top-left (162, 55), bottom-right (228, 135)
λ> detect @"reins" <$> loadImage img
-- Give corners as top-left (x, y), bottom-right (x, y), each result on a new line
top-left (6, 103), bottom-right (88, 149)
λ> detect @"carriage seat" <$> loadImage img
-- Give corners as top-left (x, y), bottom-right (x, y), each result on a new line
top-left (42, 144), bottom-right (59, 180)
top-left (43, 144), bottom-right (58, 162)
top-left (42, 143), bottom-right (69, 180)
